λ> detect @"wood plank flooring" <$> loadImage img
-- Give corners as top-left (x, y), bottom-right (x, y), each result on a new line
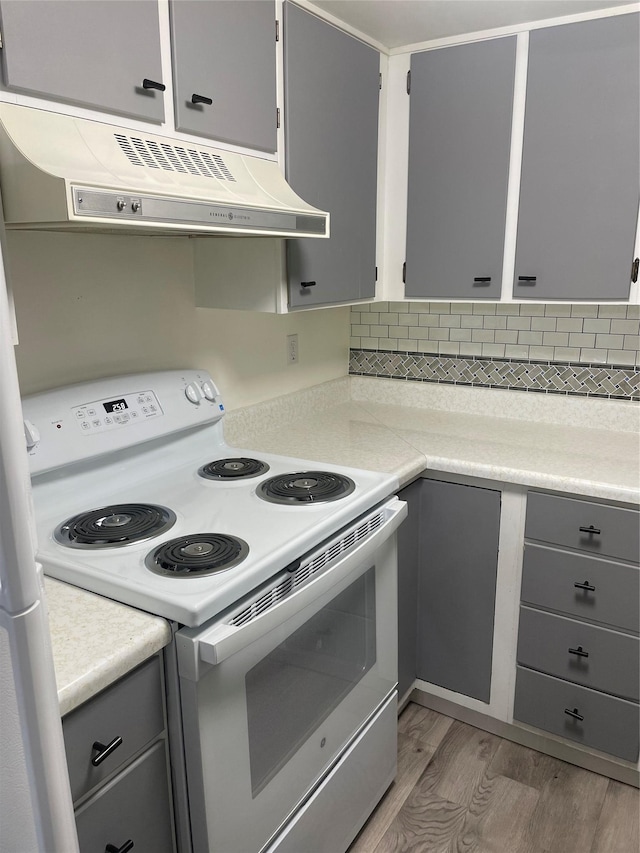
top-left (348, 703), bottom-right (639, 853)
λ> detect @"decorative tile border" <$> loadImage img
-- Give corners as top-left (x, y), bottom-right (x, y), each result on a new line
top-left (349, 349), bottom-right (640, 400)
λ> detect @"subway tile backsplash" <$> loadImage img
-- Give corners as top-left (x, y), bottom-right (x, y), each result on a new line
top-left (349, 302), bottom-right (640, 400)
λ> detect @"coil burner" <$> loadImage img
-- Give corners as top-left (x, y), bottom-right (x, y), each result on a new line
top-left (147, 534), bottom-right (250, 577)
top-left (198, 458), bottom-right (270, 480)
top-left (54, 504), bottom-right (176, 549)
top-left (257, 472), bottom-right (355, 505)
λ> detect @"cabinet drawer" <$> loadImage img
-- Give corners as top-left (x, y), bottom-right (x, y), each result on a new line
top-left (517, 606), bottom-right (639, 701)
top-left (525, 492), bottom-right (639, 564)
top-left (75, 740), bottom-right (174, 853)
top-left (521, 544), bottom-right (639, 632)
top-left (63, 656), bottom-right (165, 803)
top-left (513, 666), bottom-right (639, 762)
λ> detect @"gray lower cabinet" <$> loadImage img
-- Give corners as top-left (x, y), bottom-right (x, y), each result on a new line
top-left (0, 0), bottom-right (165, 122)
top-left (513, 13), bottom-right (639, 300)
top-left (62, 655), bottom-right (176, 851)
top-left (405, 36), bottom-right (516, 300)
top-left (416, 479), bottom-right (501, 703)
top-left (169, 0), bottom-right (277, 152)
top-left (517, 606), bottom-right (639, 702)
top-left (75, 741), bottom-right (174, 853)
top-left (514, 667), bottom-right (639, 763)
top-left (514, 490), bottom-right (640, 762)
top-left (525, 490), bottom-right (640, 564)
top-left (283, 1), bottom-right (379, 308)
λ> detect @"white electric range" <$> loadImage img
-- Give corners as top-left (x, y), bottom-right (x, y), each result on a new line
top-left (24, 369), bottom-right (399, 626)
top-left (23, 369), bottom-right (406, 853)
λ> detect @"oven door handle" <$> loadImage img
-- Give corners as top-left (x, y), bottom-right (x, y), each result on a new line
top-left (183, 497), bottom-right (406, 677)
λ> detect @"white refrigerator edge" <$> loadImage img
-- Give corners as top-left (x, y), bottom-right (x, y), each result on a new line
top-left (0, 235), bottom-right (78, 850)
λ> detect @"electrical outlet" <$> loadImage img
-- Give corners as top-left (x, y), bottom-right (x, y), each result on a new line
top-left (287, 333), bottom-right (299, 364)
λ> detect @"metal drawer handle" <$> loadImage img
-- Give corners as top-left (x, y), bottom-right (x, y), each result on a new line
top-left (191, 93), bottom-right (213, 106)
top-left (142, 78), bottom-right (166, 92)
top-left (574, 580), bottom-right (596, 592)
top-left (568, 646), bottom-right (589, 658)
top-left (473, 277), bottom-right (491, 285)
top-left (517, 276), bottom-right (537, 284)
top-left (91, 736), bottom-right (123, 766)
top-left (301, 281), bottom-right (317, 288)
top-left (105, 841), bottom-right (134, 853)
top-left (564, 707), bottom-right (584, 722)
top-left (579, 525), bottom-right (601, 535)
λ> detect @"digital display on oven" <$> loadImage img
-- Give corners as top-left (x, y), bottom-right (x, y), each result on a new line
top-left (103, 398), bottom-right (128, 414)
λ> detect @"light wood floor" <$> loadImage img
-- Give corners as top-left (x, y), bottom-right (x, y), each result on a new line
top-left (348, 702), bottom-right (639, 853)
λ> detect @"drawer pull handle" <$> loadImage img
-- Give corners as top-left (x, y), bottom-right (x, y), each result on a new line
top-left (105, 841), bottom-right (134, 853)
top-left (142, 78), bottom-right (166, 92)
top-left (564, 707), bottom-right (584, 722)
top-left (517, 276), bottom-right (537, 284)
top-left (473, 277), bottom-right (492, 285)
top-left (191, 93), bottom-right (213, 106)
top-left (574, 580), bottom-right (596, 592)
top-left (568, 646), bottom-right (589, 658)
top-left (301, 281), bottom-right (317, 288)
top-left (579, 525), bottom-right (601, 536)
top-left (92, 736), bottom-right (123, 766)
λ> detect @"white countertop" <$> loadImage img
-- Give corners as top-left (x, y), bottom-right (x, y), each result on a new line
top-left (225, 376), bottom-right (640, 504)
top-left (45, 577), bottom-right (171, 716)
top-left (47, 376), bottom-right (639, 714)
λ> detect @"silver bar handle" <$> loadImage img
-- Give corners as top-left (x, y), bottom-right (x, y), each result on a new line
top-left (195, 498), bottom-right (407, 669)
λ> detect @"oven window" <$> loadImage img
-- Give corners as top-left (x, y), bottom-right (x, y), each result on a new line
top-left (245, 567), bottom-right (377, 797)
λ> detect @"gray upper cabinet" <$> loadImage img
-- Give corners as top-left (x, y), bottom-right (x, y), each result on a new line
top-left (405, 37), bottom-right (516, 300)
top-left (0, 0), bottom-right (165, 122)
top-left (284, 1), bottom-right (379, 308)
top-left (514, 14), bottom-right (640, 300)
top-left (169, 0), bottom-right (277, 152)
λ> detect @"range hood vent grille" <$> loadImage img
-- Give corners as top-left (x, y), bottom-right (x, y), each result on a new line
top-left (114, 134), bottom-right (236, 182)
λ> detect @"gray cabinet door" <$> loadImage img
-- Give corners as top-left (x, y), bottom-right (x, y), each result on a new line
top-left (416, 479), bottom-right (500, 702)
top-left (284, 1), bottom-right (379, 308)
top-left (514, 14), bottom-right (640, 300)
top-left (405, 37), bottom-right (516, 300)
top-left (0, 0), bottom-right (165, 122)
top-left (169, 0), bottom-right (277, 152)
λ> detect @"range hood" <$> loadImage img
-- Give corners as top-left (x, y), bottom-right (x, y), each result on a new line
top-left (0, 104), bottom-right (329, 237)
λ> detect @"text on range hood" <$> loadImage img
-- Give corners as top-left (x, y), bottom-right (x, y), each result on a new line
top-left (0, 104), bottom-right (329, 237)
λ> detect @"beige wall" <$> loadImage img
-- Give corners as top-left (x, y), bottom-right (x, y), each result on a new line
top-left (7, 232), bottom-right (350, 410)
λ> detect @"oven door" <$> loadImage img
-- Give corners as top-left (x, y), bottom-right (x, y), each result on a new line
top-left (175, 497), bottom-right (405, 853)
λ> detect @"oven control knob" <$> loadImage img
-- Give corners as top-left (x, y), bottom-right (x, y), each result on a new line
top-left (185, 382), bottom-right (204, 405)
top-left (23, 419), bottom-right (41, 451)
top-left (201, 380), bottom-right (217, 402)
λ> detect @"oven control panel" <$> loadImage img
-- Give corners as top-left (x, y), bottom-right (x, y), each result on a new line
top-left (23, 369), bottom-right (226, 476)
top-left (73, 389), bottom-right (163, 434)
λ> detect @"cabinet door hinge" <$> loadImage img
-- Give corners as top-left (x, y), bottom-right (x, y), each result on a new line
top-left (632, 257), bottom-right (639, 283)
top-left (276, 20), bottom-right (279, 42)
top-left (276, 107), bottom-right (281, 129)
top-left (0, 31), bottom-right (3, 49)
top-left (406, 70), bottom-right (411, 94)
top-left (402, 262), bottom-right (407, 283)
top-left (379, 72), bottom-right (382, 90)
